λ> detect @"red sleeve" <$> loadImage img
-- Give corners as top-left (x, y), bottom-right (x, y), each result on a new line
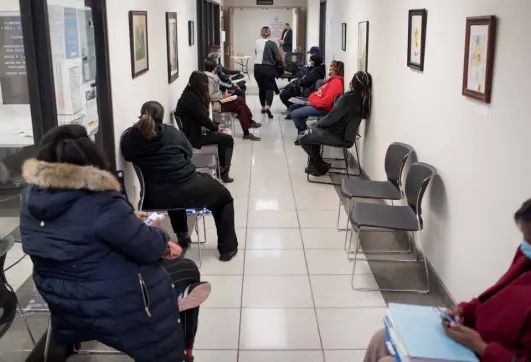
top-left (310, 79), bottom-right (344, 110)
top-left (459, 298), bottom-right (480, 328)
top-left (481, 340), bottom-right (531, 362)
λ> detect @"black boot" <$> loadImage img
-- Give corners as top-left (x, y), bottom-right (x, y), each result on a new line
top-left (220, 147), bottom-right (234, 183)
top-left (176, 232), bottom-right (191, 256)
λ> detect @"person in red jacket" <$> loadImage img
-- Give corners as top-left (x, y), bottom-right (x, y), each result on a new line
top-left (363, 198), bottom-right (531, 362)
top-left (289, 60), bottom-right (344, 145)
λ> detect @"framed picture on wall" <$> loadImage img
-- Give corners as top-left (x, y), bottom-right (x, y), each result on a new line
top-left (407, 9), bottom-right (427, 71)
top-left (341, 23), bottom-right (347, 51)
top-left (128, 11), bottom-right (149, 78)
top-left (188, 20), bottom-right (195, 46)
top-left (166, 12), bottom-right (179, 83)
top-left (462, 16), bottom-right (497, 103)
top-left (358, 21), bottom-right (369, 71)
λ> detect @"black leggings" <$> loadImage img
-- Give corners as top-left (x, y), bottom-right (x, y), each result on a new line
top-left (254, 64), bottom-right (277, 107)
top-left (160, 258), bottom-right (201, 350)
top-left (196, 131), bottom-right (234, 170)
top-left (148, 172), bottom-right (238, 255)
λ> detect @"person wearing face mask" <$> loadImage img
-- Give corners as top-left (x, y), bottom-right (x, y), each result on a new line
top-left (211, 45), bottom-right (244, 81)
top-left (207, 52), bottom-right (246, 100)
top-left (279, 54), bottom-right (326, 109)
top-left (364, 198), bottom-right (531, 362)
top-left (288, 60), bottom-right (344, 144)
top-left (299, 71), bottom-right (371, 176)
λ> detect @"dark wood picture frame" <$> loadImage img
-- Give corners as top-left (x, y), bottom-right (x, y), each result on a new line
top-left (188, 20), bottom-right (195, 45)
top-left (462, 16), bottom-right (497, 103)
top-left (407, 9), bottom-right (427, 71)
top-left (128, 10), bottom-right (149, 78)
top-left (166, 12), bottom-right (179, 83)
top-left (358, 21), bottom-right (369, 71)
top-left (341, 23), bottom-right (347, 51)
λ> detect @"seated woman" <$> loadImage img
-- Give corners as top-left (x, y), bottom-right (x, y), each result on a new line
top-left (299, 71), bottom-right (371, 176)
top-left (290, 60), bottom-right (345, 144)
top-left (121, 102), bottom-right (239, 262)
top-left (20, 124), bottom-right (211, 362)
top-left (208, 52), bottom-right (246, 100)
top-left (364, 198), bottom-right (531, 362)
top-left (279, 54), bottom-right (326, 109)
top-left (176, 73), bottom-right (235, 183)
top-left (203, 60), bottom-right (261, 141)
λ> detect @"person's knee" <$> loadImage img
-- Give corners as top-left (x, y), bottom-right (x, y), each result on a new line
top-left (180, 258), bottom-right (201, 280)
top-left (369, 329), bottom-right (387, 348)
top-left (221, 134), bottom-right (234, 147)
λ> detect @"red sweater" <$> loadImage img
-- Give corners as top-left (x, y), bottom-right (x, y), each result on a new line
top-left (459, 249), bottom-right (531, 362)
top-left (308, 76), bottom-right (344, 111)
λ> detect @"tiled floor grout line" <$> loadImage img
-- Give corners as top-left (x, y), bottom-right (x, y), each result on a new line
top-left (235, 120), bottom-right (255, 362)
top-left (277, 112), bottom-right (328, 361)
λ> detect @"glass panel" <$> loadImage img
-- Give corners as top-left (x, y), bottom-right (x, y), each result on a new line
top-left (47, 0), bottom-right (99, 141)
top-left (0, 2), bottom-right (40, 361)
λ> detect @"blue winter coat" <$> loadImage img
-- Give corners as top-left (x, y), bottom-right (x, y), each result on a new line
top-left (19, 159), bottom-right (185, 362)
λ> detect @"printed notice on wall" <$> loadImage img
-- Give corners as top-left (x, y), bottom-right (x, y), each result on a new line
top-left (64, 8), bottom-right (80, 59)
top-left (0, 15), bottom-right (29, 105)
top-left (68, 64), bottom-right (82, 113)
top-left (270, 15), bottom-right (284, 40)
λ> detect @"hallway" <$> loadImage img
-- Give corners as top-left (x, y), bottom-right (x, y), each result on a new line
top-left (184, 90), bottom-right (386, 362)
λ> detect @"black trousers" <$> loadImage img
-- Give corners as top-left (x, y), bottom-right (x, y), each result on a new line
top-left (160, 258), bottom-right (201, 350)
top-left (196, 131), bottom-right (234, 170)
top-left (279, 86), bottom-right (301, 108)
top-left (254, 64), bottom-right (277, 107)
top-left (164, 172), bottom-right (238, 254)
top-left (299, 127), bottom-right (344, 166)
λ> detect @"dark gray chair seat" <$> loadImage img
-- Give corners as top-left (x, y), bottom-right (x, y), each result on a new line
top-left (340, 179), bottom-right (402, 200)
top-left (192, 153), bottom-right (217, 170)
top-left (351, 203), bottom-right (419, 231)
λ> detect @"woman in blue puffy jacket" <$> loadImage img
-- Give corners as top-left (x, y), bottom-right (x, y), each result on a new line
top-left (19, 124), bottom-right (209, 362)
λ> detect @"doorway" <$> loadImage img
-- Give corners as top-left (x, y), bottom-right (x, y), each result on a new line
top-left (319, 0), bottom-right (326, 59)
top-left (197, 0), bottom-right (221, 67)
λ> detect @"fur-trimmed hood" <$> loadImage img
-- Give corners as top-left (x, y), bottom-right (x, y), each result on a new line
top-left (22, 158), bottom-right (120, 192)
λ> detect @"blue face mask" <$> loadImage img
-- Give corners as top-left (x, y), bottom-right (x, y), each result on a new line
top-left (521, 240), bottom-right (531, 258)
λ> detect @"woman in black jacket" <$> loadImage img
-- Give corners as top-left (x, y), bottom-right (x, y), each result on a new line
top-left (121, 101), bottom-right (239, 262)
top-left (280, 54), bottom-right (326, 109)
top-left (176, 71), bottom-right (235, 183)
top-left (299, 71), bottom-right (372, 176)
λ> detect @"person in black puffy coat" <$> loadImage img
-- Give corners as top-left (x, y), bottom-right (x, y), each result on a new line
top-left (19, 124), bottom-right (209, 362)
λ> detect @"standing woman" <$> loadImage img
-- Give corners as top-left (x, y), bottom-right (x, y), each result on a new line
top-left (254, 26), bottom-right (280, 119)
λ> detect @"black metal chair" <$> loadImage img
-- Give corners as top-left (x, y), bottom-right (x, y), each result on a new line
top-left (338, 142), bottom-right (416, 251)
top-left (348, 162), bottom-right (437, 294)
top-left (0, 237), bottom-right (22, 340)
top-left (306, 117), bottom-right (362, 185)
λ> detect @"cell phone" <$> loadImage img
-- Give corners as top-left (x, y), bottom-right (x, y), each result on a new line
top-left (144, 212), bottom-right (164, 225)
top-left (434, 307), bottom-right (461, 325)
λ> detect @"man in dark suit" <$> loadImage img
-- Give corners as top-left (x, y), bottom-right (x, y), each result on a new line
top-left (279, 23), bottom-right (293, 53)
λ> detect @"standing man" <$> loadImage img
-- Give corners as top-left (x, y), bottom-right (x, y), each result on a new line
top-left (279, 23), bottom-right (293, 53)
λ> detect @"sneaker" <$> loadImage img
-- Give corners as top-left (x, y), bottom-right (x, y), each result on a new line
top-left (178, 282), bottom-right (211, 312)
top-left (250, 121), bottom-right (262, 129)
top-left (243, 134), bottom-right (261, 141)
top-left (219, 250), bottom-right (238, 262)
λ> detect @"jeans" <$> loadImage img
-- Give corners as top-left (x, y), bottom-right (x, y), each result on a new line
top-left (291, 106), bottom-right (329, 135)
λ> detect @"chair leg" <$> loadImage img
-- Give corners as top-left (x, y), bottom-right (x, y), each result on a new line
top-left (17, 302), bottom-right (36, 346)
top-left (350, 227), bottom-right (430, 294)
top-left (352, 140), bottom-right (362, 177)
top-left (194, 216), bottom-right (202, 268)
top-left (43, 318), bottom-right (52, 362)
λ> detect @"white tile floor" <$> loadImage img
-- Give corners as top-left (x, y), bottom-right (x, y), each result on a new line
top-left (2, 82), bottom-right (389, 361)
top-left (184, 86), bottom-right (387, 362)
